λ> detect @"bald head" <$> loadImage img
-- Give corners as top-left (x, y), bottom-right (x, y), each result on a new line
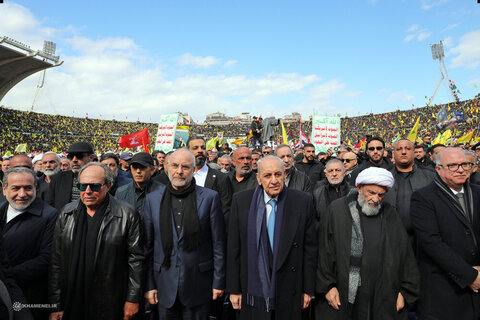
top-left (10, 154), bottom-right (33, 169)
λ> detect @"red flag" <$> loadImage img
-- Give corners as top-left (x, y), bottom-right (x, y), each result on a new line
top-left (118, 128), bottom-right (150, 151)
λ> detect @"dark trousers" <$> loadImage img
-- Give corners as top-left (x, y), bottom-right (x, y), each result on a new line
top-left (157, 295), bottom-right (211, 320)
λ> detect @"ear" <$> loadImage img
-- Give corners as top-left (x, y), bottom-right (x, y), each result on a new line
top-left (2, 186), bottom-right (6, 196)
top-left (256, 172), bottom-right (262, 186)
top-left (356, 185), bottom-right (362, 194)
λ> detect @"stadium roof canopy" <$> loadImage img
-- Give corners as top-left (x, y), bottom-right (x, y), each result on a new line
top-left (0, 36), bottom-right (63, 101)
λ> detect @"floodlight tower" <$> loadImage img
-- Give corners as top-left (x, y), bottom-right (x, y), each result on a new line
top-left (31, 40), bottom-right (57, 111)
top-left (427, 41), bottom-right (460, 106)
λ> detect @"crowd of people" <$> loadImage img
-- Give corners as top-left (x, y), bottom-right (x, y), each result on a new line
top-left (1, 132), bottom-right (480, 319)
top-left (2, 94), bottom-right (478, 157)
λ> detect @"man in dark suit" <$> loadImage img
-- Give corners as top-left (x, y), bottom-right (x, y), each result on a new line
top-left (1, 167), bottom-right (58, 319)
top-left (411, 147), bottom-right (480, 319)
top-left (45, 141), bottom-right (94, 210)
top-left (187, 137), bottom-right (233, 220)
top-left (227, 155), bottom-right (317, 320)
top-left (144, 149), bottom-right (226, 319)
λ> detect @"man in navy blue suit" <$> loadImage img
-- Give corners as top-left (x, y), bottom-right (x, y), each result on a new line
top-left (144, 148), bottom-right (226, 319)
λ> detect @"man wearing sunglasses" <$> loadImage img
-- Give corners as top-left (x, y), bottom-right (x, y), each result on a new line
top-left (411, 148), bottom-right (480, 319)
top-left (49, 162), bottom-right (145, 320)
top-left (45, 142), bottom-right (94, 210)
top-left (349, 137), bottom-right (393, 186)
top-left (340, 151), bottom-right (358, 184)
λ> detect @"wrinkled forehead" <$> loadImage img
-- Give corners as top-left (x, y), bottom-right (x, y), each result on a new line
top-left (7, 172), bottom-right (35, 186)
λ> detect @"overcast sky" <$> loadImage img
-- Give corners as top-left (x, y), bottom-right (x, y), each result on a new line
top-left (0, 0), bottom-right (479, 123)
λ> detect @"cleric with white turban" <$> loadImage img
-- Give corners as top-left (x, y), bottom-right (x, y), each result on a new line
top-left (355, 167), bottom-right (394, 190)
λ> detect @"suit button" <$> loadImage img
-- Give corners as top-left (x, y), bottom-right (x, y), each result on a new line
top-left (293, 242), bottom-right (298, 248)
top-left (466, 230), bottom-right (471, 235)
top-left (291, 267), bottom-right (296, 272)
top-left (472, 252), bottom-right (477, 257)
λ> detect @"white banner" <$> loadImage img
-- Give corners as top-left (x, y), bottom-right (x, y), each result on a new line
top-left (154, 113), bottom-right (179, 152)
top-left (311, 115), bottom-right (341, 153)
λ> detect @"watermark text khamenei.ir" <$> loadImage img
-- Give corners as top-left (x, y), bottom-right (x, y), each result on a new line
top-left (12, 302), bottom-right (58, 312)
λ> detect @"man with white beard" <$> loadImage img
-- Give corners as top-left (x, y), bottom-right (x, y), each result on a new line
top-left (41, 152), bottom-right (61, 183)
top-left (316, 167), bottom-right (420, 320)
top-left (1, 167), bottom-right (58, 319)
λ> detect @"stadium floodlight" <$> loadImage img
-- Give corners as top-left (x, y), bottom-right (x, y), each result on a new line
top-left (43, 40), bottom-right (56, 56)
top-left (428, 40), bottom-right (460, 106)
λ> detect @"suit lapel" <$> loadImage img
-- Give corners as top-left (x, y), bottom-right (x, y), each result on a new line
top-left (204, 168), bottom-right (216, 189)
top-left (276, 193), bottom-right (300, 271)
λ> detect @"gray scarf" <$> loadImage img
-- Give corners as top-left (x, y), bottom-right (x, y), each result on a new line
top-left (348, 198), bottom-right (363, 304)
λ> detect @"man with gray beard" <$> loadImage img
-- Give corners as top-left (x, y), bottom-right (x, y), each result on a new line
top-left (316, 167), bottom-right (419, 320)
top-left (228, 147), bottom-right (258, 194)
top-left (144, 149), bottom-right (226, 319)
top-left (1, 167), bottom-right (57, 319)
top-left (38, 152), bottom-right (61, 200)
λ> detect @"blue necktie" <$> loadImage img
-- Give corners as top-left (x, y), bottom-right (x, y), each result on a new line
top-left (267, 199), bottom-right (276, 250)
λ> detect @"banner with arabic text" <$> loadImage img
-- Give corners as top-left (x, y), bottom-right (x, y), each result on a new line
top-left (311, 115), bottom-right (341, 153)
top-left (154, 113), bottom-right (179, 152)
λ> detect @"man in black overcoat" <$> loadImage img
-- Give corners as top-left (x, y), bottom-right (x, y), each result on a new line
top-left (227, 155), bottom-right (317, 320)
top-left (411, 147), bottom-right (480, 319)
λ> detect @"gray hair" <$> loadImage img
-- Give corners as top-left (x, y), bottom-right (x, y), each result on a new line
top-left (464, 149), bottom-right (478, 165)
top-left (435, 147), bottom-right (466, 165)
top-left (257, 155), bottom-right (284, 175)
top-left (2, 167), bottom-right (37, 187)
top-left (78, 162), bottom-right (114, 185)
top-left (274, 144), bottom-right (293, 156)
top-left (219, 154), bottom-right (232, 164)
top-left (325, 158), bottom-right (345, 171)
top-left (41, 151), bottom-right (61, 164)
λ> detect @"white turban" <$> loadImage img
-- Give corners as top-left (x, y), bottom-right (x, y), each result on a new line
top-left (355, 167), bottom-right (394, 190)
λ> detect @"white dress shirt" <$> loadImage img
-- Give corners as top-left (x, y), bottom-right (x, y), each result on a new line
top-left (194, 163), bottom-right (209, 187)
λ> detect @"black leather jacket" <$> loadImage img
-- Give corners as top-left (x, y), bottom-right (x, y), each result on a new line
top-left (48, 195), bottom-right (145, 318)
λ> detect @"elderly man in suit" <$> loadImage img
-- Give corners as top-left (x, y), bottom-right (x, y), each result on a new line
top-left (411, 147), bottom-right (480, 319)
top-left (227, 155), bottom-right (317, 320)
top-left (144, 148), bottom-right (226, 319)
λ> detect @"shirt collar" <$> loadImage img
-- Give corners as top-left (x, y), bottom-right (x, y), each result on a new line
top-left (263, 189), bottom-right (278, 205)
top-left (197, 163), bottom-right (209, 175)
top-left (450, 186), bottom-right (464, 195)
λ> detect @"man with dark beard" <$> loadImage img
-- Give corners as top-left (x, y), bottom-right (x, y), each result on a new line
top-left (45, 142), bottom-right (94, 210)
top-left (188, 137), bottom-right (233, 220)
top-left (295, 143), bottom-right (325, 186)
top-left (316, 167), bottom-right (419, 320)
top-left (313, 159), bottom-right (353, 225)
top-left (228, 147), bottom-right (258, 194)
top-left (143, 149), bottom-right (226, 319)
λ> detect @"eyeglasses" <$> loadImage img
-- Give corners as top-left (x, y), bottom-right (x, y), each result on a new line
top-left (77, 183), bottom-right (105, 192)
top-left (67, 153), bottom-right (87, 160)
top-left (437, 162), bottom-right (472, 172)
top-left (367, 146), bottom-right (384, 151)
top-left (342, 158), bottom-right (356, 163)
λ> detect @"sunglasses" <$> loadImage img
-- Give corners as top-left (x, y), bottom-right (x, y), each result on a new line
top-left (77, 183), bottom-right (105, 192)
top-left (343, 158), bottom-right (356, 163)
top-left (367, 146), bottom-right (384, 151)
top-left (67, 153), bottom-right (87, 160)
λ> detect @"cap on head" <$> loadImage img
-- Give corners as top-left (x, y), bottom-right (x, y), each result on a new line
top-left (130, 152), bottom-right (154, 167)
top-left (68, 142), bottom-right (94, 154)
top-left (120, 152), bottom-right (133, 161)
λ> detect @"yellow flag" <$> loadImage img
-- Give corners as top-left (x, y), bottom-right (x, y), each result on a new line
top-left (4, 151), bottom-right (12, 157)
top-left (230, 139), bottom-right (245, 146)
top-left (438, 130), bottom-right (452, 145)
top-left (280, 120), bottom-right (288, 144)
top-left (406, 117), bottom-right (420, 143)
top-left (206, 137), bottom-right (217, 150)
top-left (432, 132), bottom-right (442, 145)
top-left (177, 125), bottom-right (189, 130)
top-left (456, 129), bottom-right (475, 144)
top-left (14, 143), bottom-right (27, 154)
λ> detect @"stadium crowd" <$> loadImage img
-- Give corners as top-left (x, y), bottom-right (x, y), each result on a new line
top-left (1, 95), bottom-right (480, 320)
top-left (1, 95), bottom-right (479, 156)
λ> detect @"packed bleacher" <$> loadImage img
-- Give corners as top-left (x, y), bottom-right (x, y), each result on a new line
top-left (1, 94), bottom-right (479, 155)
